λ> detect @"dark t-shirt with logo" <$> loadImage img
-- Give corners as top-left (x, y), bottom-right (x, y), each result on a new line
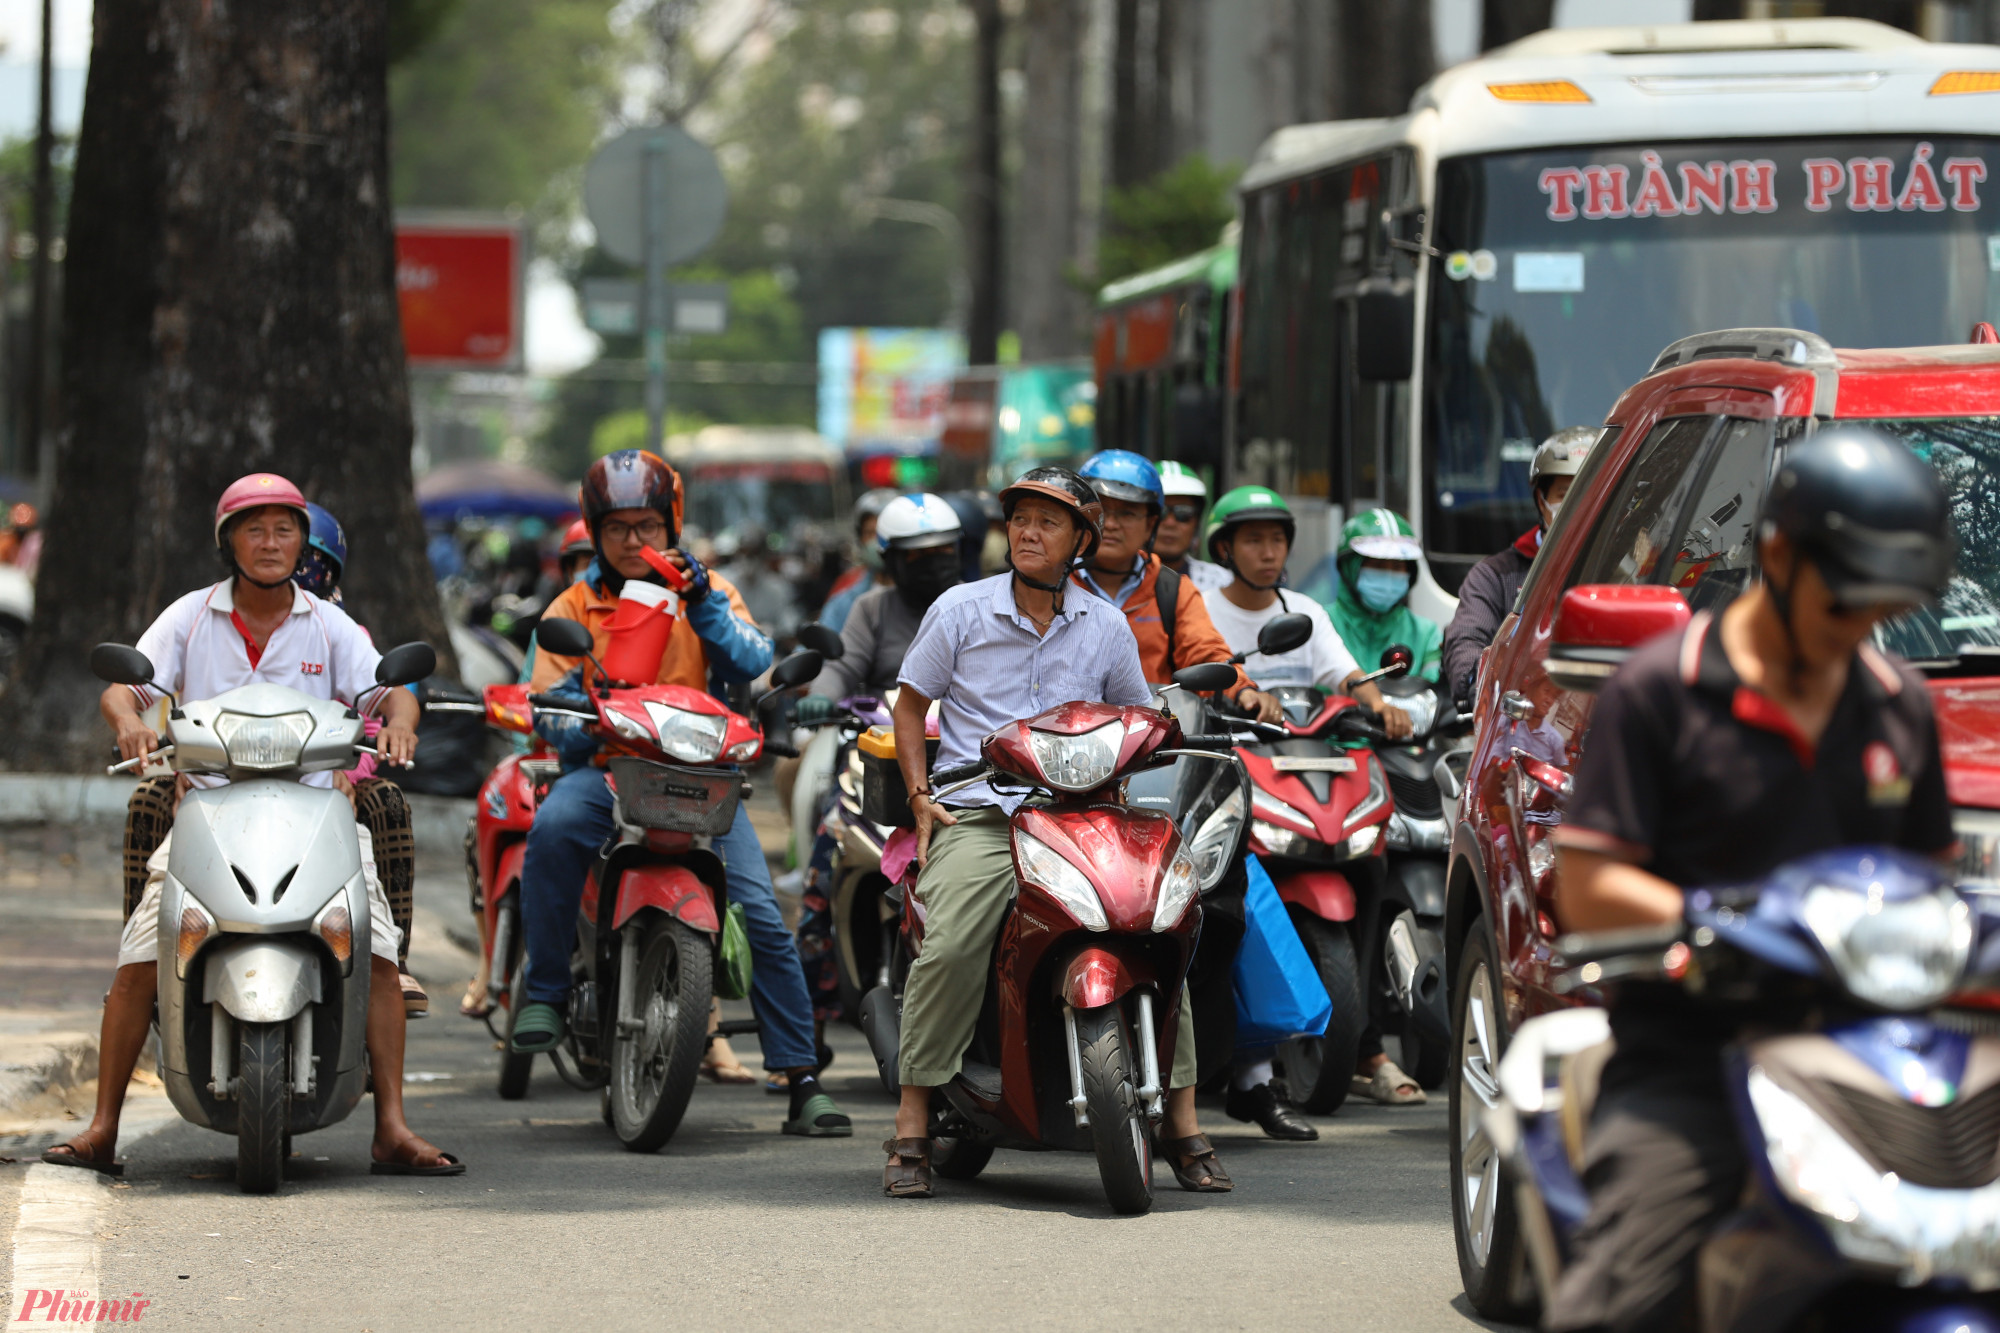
top-left (1558, 610), bottom-right (1955, 1053)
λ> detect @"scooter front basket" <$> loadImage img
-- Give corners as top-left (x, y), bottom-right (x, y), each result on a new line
top-left (608, 757), bottom-right (741, 836)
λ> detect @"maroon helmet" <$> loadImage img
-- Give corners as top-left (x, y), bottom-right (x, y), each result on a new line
top-left (579, 450), bottom-right (682, 551)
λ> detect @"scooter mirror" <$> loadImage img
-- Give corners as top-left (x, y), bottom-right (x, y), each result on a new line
top-left (769, 649), bottom-right (824, 693)
top-left (376, 642), bottom-right (438, 687)
top-left (796, 622), bottom-right (845, 660)
top-left (1255, 613), bottom-right (1313, 659)
top-left (1378, 644), bottom-right (1414, 677)
top-left (1172, 662), bottom-right (1239, 694)
top-left (535, 617), bottom-right (595, 657)
top-left (89, 643), bottom-right (156, 687)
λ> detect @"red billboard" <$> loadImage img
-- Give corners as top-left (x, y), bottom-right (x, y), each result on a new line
top-left (395, 215), bottom-right (525, 369)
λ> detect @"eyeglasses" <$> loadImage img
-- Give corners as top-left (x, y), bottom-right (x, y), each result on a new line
top-left (1164, 504), bottom-right (1201, 524)
top-left (601, 517), bottom-right (667, 544)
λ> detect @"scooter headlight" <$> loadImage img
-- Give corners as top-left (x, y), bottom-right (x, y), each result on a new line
top-left (1185, 787), bottom-right (1245, 891)
top-left (1152, 851), bottom-right (1200, 932)
top-left (1013, 829), bottom-right (1109, 931)
top-left (643, 702), bottom-right (727, 763)
top-left (213, 711), bottom-right (315, 771)
top-left (1747, 1066), bottom-right (2000, 1284)
top-left (1028, 721), bottom-right (1124, 792)
top-left (1800, 884), bottom-right (1972, 1010)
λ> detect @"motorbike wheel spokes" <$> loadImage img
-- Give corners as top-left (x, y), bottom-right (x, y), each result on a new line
top-left (497, 901), bottom-right (533, 1100)
top-left (235, 1021), bottom-right (289, 1195)
top-left (1450, 943), bottom-right (1534, 1322)
top-left (610, 916), bottom-right (710, 1153)
top-left (1074, 1005), bottom-right (1154, 1215)
top-left (1279, 916), bottom-right (1363, 1115)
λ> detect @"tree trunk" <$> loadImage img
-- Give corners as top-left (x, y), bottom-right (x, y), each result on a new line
top-left (963, 0), bottom-right (1003, 364)
top-left (1112, 0), bottom-right (1144, 191)
top-left (0, 0), bottom-right (452, 772)
top-left (1337, 0), bottom-right (1435, 121)
top-left (1481, 0), bottom-right (1555, 51)
top-left (1016, 0), bottom-right (1087, 359)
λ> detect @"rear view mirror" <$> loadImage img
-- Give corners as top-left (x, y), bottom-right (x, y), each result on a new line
top-left (535, 618), bottom-right (594, 657)
top-left (1172, 662), bottom-right (1239, 694)
top-left (1355, 278), bottom-right (1414, 382)
top-left (797, 623), bottom-right (844, 660)
top-left (1546, 585), bottom-right (1690, 694)
top-left (90, 643), bottom-right (155, 687)
top-left (376, 643), bottom-right (437, 687)
top-left (1254, 613), bottom-right (1313, 659)
top-left (769, 650), bottom-right (824, 693)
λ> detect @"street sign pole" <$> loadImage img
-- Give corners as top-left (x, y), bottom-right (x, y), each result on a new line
top-left (643, 133), bottom-right (668, 455)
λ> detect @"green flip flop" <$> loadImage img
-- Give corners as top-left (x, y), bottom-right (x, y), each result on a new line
top-left (509, 1001), bottom-right (566, 1055)
top-left (782, 1092), bottom-right (853, 1138)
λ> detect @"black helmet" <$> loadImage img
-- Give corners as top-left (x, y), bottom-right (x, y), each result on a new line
top-left (1762, 427), bottom-right (1952, 609)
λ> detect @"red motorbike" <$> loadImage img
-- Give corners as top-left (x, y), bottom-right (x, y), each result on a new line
top-left (1230, 654), bottom-right (1410, 1115)
top-left (860, 662), bottom-right (1240, 1214)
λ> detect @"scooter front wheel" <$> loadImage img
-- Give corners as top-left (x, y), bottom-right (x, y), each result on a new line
top-left (610, 914), bottom-right (711, 1152)
top-left (236, 1022), bottom-right (289, 1195)
top-left (1279, 915), bottom-right (1364, 1115)
top-left (1075, 1005), bottom-right (1154, 1215)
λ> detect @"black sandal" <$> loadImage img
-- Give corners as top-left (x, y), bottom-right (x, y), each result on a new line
top-left (882, 1137), bottom-right (933, 1198)
top-left (41, 1136), bottom-right (124, 1178)
top-left (1162, 1134), bottom-right (1232, 1193)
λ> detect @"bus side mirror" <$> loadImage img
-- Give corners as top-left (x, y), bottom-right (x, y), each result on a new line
top-left (1356, 279), bottom-right (1413, 382)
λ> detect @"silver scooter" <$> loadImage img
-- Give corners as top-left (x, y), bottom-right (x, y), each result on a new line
top-left (89, 640), bottom-right (435, 1194)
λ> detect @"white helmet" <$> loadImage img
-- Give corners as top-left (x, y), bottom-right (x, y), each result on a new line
top-left (1530, 427), bottom-right (1597, 490)
top-left (876, 492), bottom-right (962, 553)
top-left (1158, 460), bottom-right (1207, 500)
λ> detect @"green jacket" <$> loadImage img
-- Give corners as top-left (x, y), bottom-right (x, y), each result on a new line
top-left (1326, 586), bottom-right (1443, 683)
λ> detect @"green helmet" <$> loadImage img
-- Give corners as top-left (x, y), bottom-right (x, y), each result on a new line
top-left (1203, 485), bottom-right (1295, 563)
top-left (1338, 508), bottom-right (1422, 583)
top-left (1157, 460), bottom-right (1207, 501)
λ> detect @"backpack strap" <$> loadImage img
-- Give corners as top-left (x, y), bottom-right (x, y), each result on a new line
top-left (1155, 563), bottom-right (1181, 667)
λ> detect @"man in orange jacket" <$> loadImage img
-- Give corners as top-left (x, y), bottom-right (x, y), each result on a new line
top-left (1071, 451), bottom-right (1283, 723)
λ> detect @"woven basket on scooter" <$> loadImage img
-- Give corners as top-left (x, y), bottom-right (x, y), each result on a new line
top-left (122, 776), bottom-right (177, 921)
top-left (607, 756), bottom-right (741, 836)
top-left (354, 777), bottom-right (416, 968)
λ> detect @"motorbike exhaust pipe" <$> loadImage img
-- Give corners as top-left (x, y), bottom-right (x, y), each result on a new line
top-left (1134, 991), bottom-right (1164, 1120)
top-left (1063, 1005), bottom-right (1090, 1129)
top-left (209, 1003), bottom-right (233, 1100)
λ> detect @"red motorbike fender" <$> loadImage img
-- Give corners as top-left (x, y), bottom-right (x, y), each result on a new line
top-left (1060, 948), bottom-right (1137, 1010)
top-left (613, 864), bottom-right (721, 933)
top-left (1274, 870), bottom-right (1356, 922)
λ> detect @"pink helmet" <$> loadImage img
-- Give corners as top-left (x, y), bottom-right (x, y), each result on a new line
top-left (214, 473), bottom-right (310, 549)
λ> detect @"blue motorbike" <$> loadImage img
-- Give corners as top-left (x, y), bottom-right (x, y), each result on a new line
top-left (1490, 847), bottom-right (2000, 1331)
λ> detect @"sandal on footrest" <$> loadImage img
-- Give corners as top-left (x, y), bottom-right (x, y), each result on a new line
top-left (509, 1001), bottom-right (566, 1055)
top-left (1161, 1134), bottom-right (1232, 1193)
top-left (882, 1137), bottom-right (933, 1198)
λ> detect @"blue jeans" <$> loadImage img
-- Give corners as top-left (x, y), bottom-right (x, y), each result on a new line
top-left (519, 767), bottom-right (817, 1071)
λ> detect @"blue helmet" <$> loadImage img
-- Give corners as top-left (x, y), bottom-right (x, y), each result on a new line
top-left (1079, 450), bottom-right (1164, 513)
top-left (295, 501), bottom-right (346, 598)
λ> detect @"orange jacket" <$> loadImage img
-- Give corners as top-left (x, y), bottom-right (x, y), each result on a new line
top-left (530, 571), bottom-right (758, 693)
top-left (1076, 553), bottom-right (1252, 698)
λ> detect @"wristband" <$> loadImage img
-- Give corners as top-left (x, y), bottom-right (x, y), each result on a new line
top-left (907, 787), bottom-right (932, 808)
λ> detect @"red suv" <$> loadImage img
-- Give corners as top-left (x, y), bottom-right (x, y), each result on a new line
top-left (1445, 327), bottom-right (2000, 1320)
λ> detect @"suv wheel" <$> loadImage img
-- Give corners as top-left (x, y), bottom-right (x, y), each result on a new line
top-left (1450, 924), bottom-right (1535, 1322)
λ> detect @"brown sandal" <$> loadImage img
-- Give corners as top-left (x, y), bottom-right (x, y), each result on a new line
top-left (1162, 1134), bottom-right (1232, 1193)
top-left (882, 1137), bottom-right (933, 1198)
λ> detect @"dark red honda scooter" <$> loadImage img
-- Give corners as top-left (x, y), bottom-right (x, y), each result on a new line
top-left (860, 663), bottom-right (1240, 1214)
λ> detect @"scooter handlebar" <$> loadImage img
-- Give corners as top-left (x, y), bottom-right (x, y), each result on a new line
top-left (931, 759), bottom-right (987, 787)
top-left (527, 693), bottom-right (596, 713)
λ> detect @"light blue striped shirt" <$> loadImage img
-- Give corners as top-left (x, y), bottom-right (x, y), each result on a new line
top-left (898, 573), bottom-right (1151, 811)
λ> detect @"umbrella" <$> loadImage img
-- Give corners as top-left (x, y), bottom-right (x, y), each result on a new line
top-left (417, 459), bottom-right (577, 522)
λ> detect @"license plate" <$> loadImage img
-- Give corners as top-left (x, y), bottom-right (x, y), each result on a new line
top-left (1271, 756), bottom-right (1355, 773)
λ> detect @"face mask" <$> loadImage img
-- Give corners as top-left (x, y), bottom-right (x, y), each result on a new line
top-left (858, 543), bottom-right (884, 571)
top-left (1542, 496), bottom-right (1563, 528)
top-left (896, 550), bottom-right (962, 612)
top-left (1355, 567), bottom-right (1411, 613)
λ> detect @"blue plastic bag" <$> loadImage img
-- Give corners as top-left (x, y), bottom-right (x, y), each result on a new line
top-left (1232, 855), bottom-right (1333, 1046)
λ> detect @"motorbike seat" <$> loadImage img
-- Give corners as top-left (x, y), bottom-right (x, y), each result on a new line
top-left (1558, 1039), bottom-right (1614, 1173)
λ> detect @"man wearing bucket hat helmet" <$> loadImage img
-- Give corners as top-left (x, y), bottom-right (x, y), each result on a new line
top-left (1442, 426), bottom-right (1597, 710)
top-left (513, 450), bottom-right (851, 1139)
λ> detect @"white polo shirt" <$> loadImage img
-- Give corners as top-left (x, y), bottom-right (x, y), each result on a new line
top-left (130, 580), bottom-right (388, 788)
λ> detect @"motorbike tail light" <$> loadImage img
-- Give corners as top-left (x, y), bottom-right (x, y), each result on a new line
top-left (176, 903), bottom-right (215, 971)
top-left (314, 901), bottom-right (354, 969)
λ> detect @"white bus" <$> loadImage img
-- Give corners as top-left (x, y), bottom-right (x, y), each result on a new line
top-left (1227, 17), bottom-right (2000, 621)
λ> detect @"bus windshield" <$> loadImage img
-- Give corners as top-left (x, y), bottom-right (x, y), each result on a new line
top-left (1425, 136), bottom-right (2000, 564)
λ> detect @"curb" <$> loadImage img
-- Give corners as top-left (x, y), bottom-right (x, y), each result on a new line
top-left (0, 1030), bottom-right (98, 1119)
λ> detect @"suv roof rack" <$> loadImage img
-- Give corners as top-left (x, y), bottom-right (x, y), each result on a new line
top-left (1648, 328), bottom-right (1838, 376)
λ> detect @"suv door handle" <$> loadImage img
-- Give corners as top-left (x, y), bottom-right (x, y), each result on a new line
top-left (1500, 690), bottom-right (1534, 721)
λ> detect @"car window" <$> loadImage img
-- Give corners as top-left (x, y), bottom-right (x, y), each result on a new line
top-left (1569, 416), bottom-right (1718, 588)
top-left (1661, 418), bottom-right (1772, 616)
